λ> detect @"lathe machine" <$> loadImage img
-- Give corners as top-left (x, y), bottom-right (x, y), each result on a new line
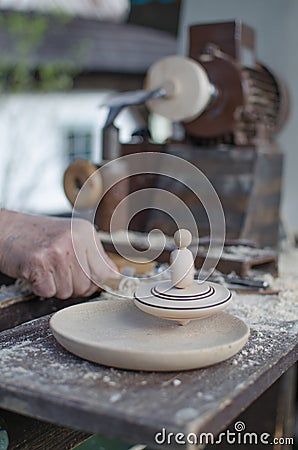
top-left (64, 21), bottom-right (289, 249)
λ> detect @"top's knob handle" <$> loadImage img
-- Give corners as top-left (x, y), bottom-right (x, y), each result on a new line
top-left (174, 229), bottom-right (192, 249)
top-left (171, 229), bottom-right (194, 289)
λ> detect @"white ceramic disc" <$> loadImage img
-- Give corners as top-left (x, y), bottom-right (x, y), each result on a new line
top-left (50, 300), bottom-right (249, 372)
top-left (145, 55), bottom-right (212, 122)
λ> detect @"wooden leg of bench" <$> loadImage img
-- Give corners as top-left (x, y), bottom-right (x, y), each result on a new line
top-left (0, 408), bottom-right (91, 450)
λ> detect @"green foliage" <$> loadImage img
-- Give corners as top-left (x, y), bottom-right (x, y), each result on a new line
top-left (6, 12), bottom-right (48, 54)
top-left (38, 63), bottom-right (75, 91)
top-left (0, 11), bottom-right (76, 93)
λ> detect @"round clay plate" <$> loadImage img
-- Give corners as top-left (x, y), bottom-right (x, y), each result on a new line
top-left (50, 300), bottom-right (249, 372)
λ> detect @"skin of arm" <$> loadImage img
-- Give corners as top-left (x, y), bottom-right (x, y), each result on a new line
top-left (0, 209), bottom-right (118, 299)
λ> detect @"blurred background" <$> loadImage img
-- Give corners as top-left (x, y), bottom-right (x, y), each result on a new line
top-left (0, 0), bottom-right (297, 236)
top-left (0, 2), bottom-right (297, 449)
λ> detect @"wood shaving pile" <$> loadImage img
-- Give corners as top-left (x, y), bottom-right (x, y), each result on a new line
top-left (0, 278), bottom-right (32, 296)
top-left (102, 277), bottom-right (141, 299)
top-left (0, 278), bottom-right (33, 308)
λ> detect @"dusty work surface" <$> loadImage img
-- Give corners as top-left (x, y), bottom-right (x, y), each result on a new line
top-left (0, 250), bottom-right (297, 448)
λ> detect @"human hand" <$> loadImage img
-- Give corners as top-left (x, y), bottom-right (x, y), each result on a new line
top-left (0, 210), bottom-right (118, 299)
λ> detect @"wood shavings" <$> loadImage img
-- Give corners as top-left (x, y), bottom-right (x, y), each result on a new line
top-left (227, 292), bottom-right (298, 328)
top-left (259, 248), bottom-right (298, 303)
top-left (109, 392), bottom-right (122, 403)
top-left (161, 375), bottom-right (183, 387)
top-left (218, 245), bottom-right (276, 262)
top-left (263, 273), bottom-right (298, 301)
top-left (102, 277), bottom-right (140, 299)
top-left (0, 278), bottom-right (32, 296)
top-left (0, 278), bottom-right (34, 308)
top-left (219, 250), bottom-right (298, 356)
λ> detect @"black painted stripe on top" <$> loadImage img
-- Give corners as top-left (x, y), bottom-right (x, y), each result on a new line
top-left (134, 292), bottom-right (232, 310)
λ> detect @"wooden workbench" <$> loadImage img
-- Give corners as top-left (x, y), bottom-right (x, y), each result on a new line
top-left (0, 250), bottom-right (297, 449)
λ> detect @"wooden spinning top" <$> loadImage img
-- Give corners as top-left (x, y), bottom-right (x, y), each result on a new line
top-left (50, 230), bottom-right (248, 371)
top-left (134, 229), bottom-right (232, 325)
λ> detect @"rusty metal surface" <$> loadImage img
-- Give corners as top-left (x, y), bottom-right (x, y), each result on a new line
top-left (186, 21), bottom-right (289, 142)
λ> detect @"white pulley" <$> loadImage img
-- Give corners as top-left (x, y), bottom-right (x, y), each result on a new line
top-left (145, 55), bottom-right (213, 122)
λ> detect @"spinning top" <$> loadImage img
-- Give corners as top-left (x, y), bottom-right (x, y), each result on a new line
top-left (50, 229), bottom-right (248, 371)
top-left (134, 229), bottom-right (232, 325)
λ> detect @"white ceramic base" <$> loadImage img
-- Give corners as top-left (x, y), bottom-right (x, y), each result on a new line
top-left (50, 300), bottom-right (249, 372)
